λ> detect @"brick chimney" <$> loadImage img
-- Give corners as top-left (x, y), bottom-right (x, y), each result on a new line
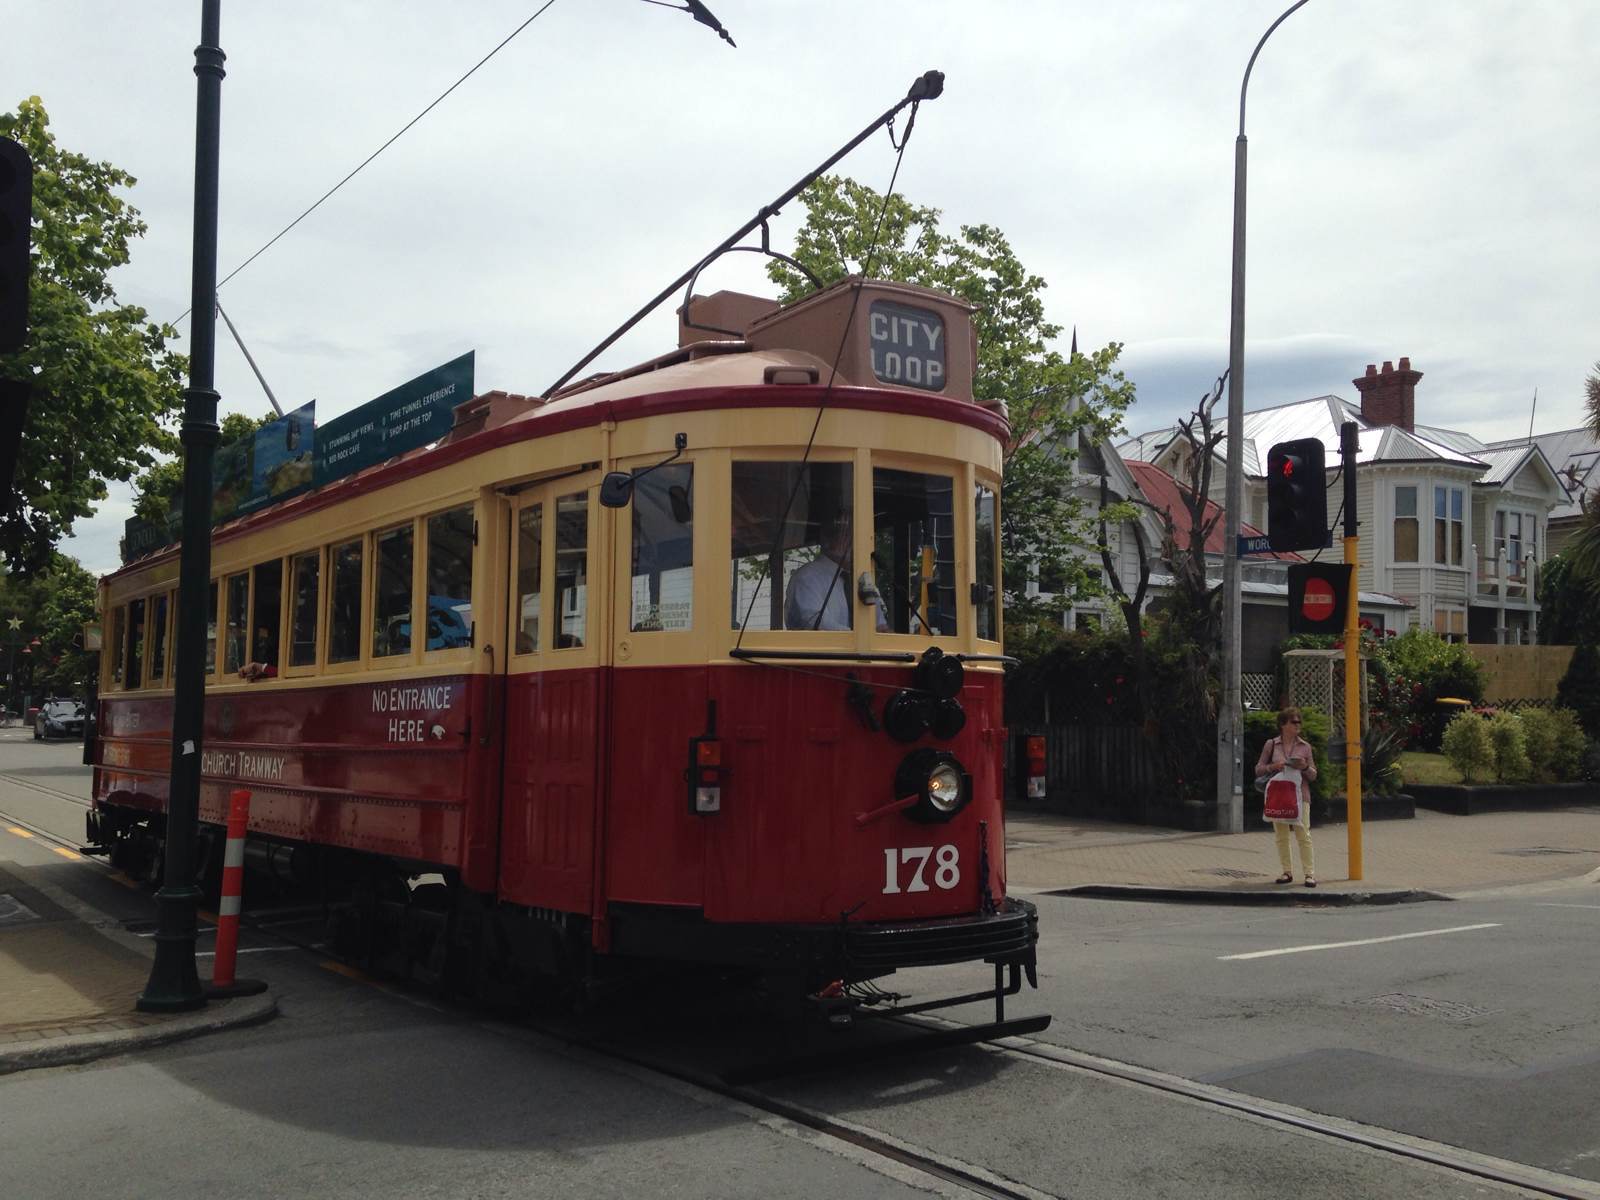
top-left (1352, 357), bottom-right (1422, 432)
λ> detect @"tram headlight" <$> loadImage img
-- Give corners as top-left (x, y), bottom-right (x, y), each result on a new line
top-left (926, 763), bottom-right (963, 813)
top-left (894, 748), bottom-right (970, 824)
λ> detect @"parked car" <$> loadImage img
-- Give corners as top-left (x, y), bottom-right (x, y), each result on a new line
top-left (35, 698), bottom-right (86, 741)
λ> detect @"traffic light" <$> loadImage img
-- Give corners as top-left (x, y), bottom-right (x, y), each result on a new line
top-left (1266, 437), bottom-right (1328, 552)
top-left (0, 136), bottom-right (31, 352)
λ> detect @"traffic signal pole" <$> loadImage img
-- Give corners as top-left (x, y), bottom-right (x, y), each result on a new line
top-left (1340, 421), bottom-right (1363, 880)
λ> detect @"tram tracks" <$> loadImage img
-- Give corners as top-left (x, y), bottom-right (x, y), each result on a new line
top-left (230, 903), bottom-right (1597, 1200)
top-left (12, 852), bottom-right (1588, 1200)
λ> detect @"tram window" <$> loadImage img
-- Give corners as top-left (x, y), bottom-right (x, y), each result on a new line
top-left (873, 468), bottom-right (958, 636)
top-left (289, 551), bottom-right (319, 667)
top-left (425, 506), bottom-right (474, 649)
top-left (631, 464), bottom-right (693, 632)
top-left (205, 581), bottom-right (218, 674)
top-left (149, 593), bottom-right (169, 682)
top-left (328, 539), bottom-right (363, 664)
top-left (730, 462), bottom-right (855, 632)
top-left (124, 598), bottom-right (146, 689)
top-left (223, 573), bottom-right (249, 674)
top-left (373, 524), bottom-right (414, 658)
top-left (516, 504), bottom-right (542, 654)
top-left (975, 484), bottom-right (998, 641)
top-left (554, 492), bottom-right (587, 649)
top-left (251, 559), bottom-right (283, 674)
top-left (109, 606), bottom-right (126, 686)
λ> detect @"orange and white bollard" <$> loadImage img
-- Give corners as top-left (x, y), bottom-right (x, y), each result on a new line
top-left (206, 788), bottom-right (267, 998)
top-left (211, 788), bottom-right (251, 989)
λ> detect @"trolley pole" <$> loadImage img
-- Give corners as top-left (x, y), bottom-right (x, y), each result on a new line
top-left (1340, 420), bottom-right (1363, 880)
top-left (139, 0), bottom-right (225, 1012)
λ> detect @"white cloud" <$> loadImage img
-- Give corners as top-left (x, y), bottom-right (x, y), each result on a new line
top-left (6, 0), bottom-right (1597, 575)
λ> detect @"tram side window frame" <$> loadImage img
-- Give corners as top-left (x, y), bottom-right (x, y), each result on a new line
top-left (148, 590), bottom-right (171, 685)
top-left (372, 521), bottom-right (416, 662)
top-left (326, 535), bottom-right (367, 673)
top-left (204, 580), bottom-right (218, 676)
top-left (248, 556), bottom-right (286, 680)
top-left (513, 499), bottom-right (544, 657)
top-left (423, 503), bottom-right (476, 658)
top-left (286, 547), bottom-right (323, 674)
top-left (107, 604), bottom-right (127, 690)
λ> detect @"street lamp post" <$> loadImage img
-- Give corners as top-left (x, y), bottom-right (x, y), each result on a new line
top-left (1219, 0), bottom-right (1313, 832)
top-left (139, 0), bottom-right (226, 1013)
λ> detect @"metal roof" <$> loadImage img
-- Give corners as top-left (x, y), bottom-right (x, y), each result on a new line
top-left (1488, 426), bottom-right (1600, 519)
top-left (1206, 395), bottom-right (1487, 476)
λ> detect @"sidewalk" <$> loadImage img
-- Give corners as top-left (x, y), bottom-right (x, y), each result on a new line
top-left (1005, 803), bottom-right (1600, 903)
top-left (0, 861), bottom-right (275, 1076)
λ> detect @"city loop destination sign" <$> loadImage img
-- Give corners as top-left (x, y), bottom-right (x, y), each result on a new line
top-left (122, 352), bottom-right (474, 562)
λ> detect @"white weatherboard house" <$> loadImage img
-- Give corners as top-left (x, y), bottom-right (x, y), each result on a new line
top-left (1122, 358), bottom-right (1566, 645)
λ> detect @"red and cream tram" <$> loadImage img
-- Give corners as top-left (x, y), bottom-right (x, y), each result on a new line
top-left (88, 277), bottom-right (1043, 1029)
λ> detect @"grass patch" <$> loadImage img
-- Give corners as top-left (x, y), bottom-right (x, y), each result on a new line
top-left (1399, 750), bottom-right (1464, 787)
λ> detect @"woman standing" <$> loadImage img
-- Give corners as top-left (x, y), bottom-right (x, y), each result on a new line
top-left (1255, 706), bottom-right (1317, 887)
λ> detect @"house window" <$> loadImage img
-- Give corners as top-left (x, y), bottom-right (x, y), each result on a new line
top-left (1393, 486), bottom-right (1418, 562)
top-left (1432, 607), bottom-right (1466, 641)
top-left (1433, 486), bottom-right (1463, 566)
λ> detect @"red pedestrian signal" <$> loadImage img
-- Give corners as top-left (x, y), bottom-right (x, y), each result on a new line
top-left (1266, 438), bottom-right (1328, 552)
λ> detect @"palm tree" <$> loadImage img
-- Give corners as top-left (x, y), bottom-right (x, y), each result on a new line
top-left (1563, 362), bottom-right (1600, 582)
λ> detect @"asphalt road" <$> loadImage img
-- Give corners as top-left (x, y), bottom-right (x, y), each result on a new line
top-left (2, 731), bottom-right (1595, 1199)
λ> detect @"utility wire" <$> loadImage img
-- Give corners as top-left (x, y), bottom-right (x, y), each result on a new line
top-left (173, 1), bottom-right (559, 325)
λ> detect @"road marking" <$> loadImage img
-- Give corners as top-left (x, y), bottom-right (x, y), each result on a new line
top-left (6, 826), bottom-right (34, 837)
top-left (319, 960), bottom-right (371, 981)
top-left (51, 846), bottom-right (81, 860)
top-left (1219, 923), bottom-right (1502, 961)
top-left (1535, 903), bottom-right (1600, 910)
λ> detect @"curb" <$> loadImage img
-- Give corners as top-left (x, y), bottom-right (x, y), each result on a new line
top-left (1048, 884), bottom-right (1452, 907)
top-left (0, 992), bottom-right (277, 1077)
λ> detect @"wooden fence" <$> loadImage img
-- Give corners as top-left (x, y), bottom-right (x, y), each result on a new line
top-left (1016, 723), bottom-right (1199, 826)
top-left (1464, 645), bottom-right (1575, 702)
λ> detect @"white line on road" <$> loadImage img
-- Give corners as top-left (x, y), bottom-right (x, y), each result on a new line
top-left (1535, 903), bottom-right (1600, 910)
top-left (1219, 923), bottom-right (1502, 961)
top-left (195, 947), bottom-right (301, 957)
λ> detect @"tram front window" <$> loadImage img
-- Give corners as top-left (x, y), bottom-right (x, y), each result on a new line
top-left (873, 468), bottom-right (958, 636)
top-left (730, 462), bottom-right (860, 632)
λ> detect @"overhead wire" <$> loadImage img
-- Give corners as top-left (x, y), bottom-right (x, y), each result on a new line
top-left (730, 105), bottom-right (922, 655)
top-left (172, 1), bottom-right (560, 325)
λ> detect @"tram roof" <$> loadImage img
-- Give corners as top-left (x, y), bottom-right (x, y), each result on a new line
top-left (108, 279), bottom-right (1003, 583)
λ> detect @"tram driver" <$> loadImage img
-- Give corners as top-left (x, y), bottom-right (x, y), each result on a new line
top-left (785, 511), bottom-right (890, 632)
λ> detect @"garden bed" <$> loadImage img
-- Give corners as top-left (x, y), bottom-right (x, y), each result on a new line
top-left (1408, 781), bottom-right (1598, 816)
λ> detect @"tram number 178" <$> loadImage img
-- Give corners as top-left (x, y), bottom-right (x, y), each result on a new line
top-left (882, 845), bottom-right (960, 894)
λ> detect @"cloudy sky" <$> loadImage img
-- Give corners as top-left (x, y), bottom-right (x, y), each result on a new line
top-left (6, 1), bottom-right (1597, 574)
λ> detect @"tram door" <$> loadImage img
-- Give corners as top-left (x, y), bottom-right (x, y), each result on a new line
top-left (604, 455), bottom-right (707, 910)
top-left (496, 480), bottom-right (605, 913)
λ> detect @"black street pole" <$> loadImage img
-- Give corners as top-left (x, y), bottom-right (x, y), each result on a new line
top-left (139, 0), bottom-right (225, 1013)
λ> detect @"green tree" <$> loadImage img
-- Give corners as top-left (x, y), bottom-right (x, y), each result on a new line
top-left (1556, 640), bottom-right (1600, 738)
top-left (0, 553), bottom-right (98, 705)
top-left (0, 98), bottom-right (186, 573)
top-left (1537, 554), bottom-right (1600, 646)
top-left (131, 411), bottom-right (271, 523)
top-left (767, 176), bottom-right (1136, 638)
top-left (1562, 361), bottom-right (1600, 584)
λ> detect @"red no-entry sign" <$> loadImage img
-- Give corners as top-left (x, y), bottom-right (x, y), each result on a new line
top-left (1287, 563), bottom-right (1352, 634)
